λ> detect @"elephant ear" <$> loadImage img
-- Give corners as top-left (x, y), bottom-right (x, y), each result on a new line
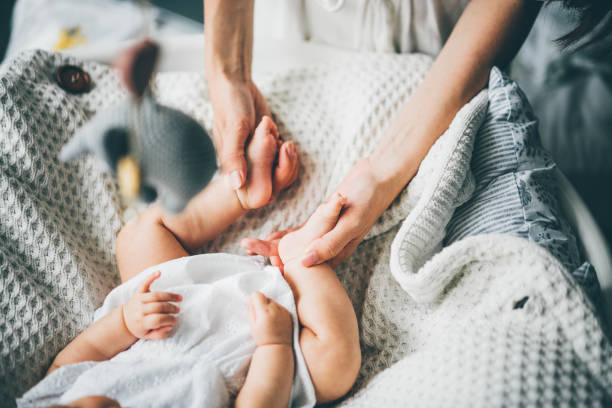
top-left (115, 38), bottom-right (160, 98)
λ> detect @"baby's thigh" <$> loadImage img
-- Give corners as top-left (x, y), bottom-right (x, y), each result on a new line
top-left (299, 328), bottom-right (361, 403)
top-left (116, 208), bottom-right (188, 282)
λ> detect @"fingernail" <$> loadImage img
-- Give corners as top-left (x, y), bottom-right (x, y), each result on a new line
top-left (302, 251), bottom-right (319, 267)
top-left (230, 171), bottom-right (242, 190)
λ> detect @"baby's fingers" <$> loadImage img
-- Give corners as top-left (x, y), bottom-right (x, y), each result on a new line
top-left (273, 141), bottom-right (299, 193)
top-left (146, 326), bottom-right (174, 340)
top-left (145, 314), bottom-right (178, 330)
top-left (141, 291), bottom-right (183, 303)
top-left (249, 291), bottom-right (270, 314)
top-left (144, 302), bottom-right (180, 315)
top-left (266, 225), bottom-right (302, 241)
top-left (139, 270), bottom-right (161, 293)
top-left (241, 238), bottom-right (278, 258)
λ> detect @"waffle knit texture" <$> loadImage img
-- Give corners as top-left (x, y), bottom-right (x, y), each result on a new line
top-left (1, 50), bottom-right (610, 406)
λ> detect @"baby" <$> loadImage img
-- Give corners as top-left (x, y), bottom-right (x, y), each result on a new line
top-left (18, 117), bottom-right (361, 408)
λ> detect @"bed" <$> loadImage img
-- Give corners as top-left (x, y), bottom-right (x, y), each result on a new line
top-left (2, 2), bottom-right (612, 406)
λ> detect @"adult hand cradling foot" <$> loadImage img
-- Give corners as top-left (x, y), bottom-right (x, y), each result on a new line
top-left (241, 193), bottom-right (348, 270)
top-left (208, 77), bottom-right (274, 190)
top-left (204, 0), bottom-right (288, 193)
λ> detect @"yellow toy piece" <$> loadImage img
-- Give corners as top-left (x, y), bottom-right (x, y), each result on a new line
top-left (117, 155), bottom-right (141, 202)
top-left (54, 27), bottom-right (87, 51)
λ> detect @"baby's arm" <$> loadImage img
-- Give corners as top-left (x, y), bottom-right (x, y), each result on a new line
top-left (47, 305), bottom-right (135, 376)
top-left (47, 272), bottom-right (181, 375)
top-left (242, 194), bottom-right (361, 403)
top-left (235, 292), bottom-right (294, 408)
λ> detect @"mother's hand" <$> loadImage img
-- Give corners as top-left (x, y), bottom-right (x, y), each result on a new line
top-left (208, 76), bottom-right (272, 190)
top-left (299, 158), bottom-right (397, 266)
top-left (244, 158), bottom-right (403, 268)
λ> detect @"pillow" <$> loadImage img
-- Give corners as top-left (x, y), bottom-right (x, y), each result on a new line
top-left (445, 67), bottom-right (600, 298)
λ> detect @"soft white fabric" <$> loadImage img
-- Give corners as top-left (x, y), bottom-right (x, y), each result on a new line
top-left (344, 234), bottom-right (612, 407)
top-left (17, 254), bottom-right (316, 408)
top-left (2, 49), bottom-right (611, 407)
top-left (0, 49), bottom-right (479, 403)
top-left (254, 0), bottom-right (469, 54)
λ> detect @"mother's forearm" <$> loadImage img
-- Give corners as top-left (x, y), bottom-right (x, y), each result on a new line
top-left (204, 0), bottom-right (254, 82)
top-left (370, 0), bottom-right (540, 190)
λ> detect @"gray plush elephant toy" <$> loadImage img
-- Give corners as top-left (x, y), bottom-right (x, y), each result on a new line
top-left (60, 39), bottom-right (217, 213)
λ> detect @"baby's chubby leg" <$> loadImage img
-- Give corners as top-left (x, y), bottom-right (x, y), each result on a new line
top-left (281, 195), bottom-right (361, 403)
top-left (243, 194), bottom-right (361, 403)
top-left (116, 117), bottom-right (299, 282)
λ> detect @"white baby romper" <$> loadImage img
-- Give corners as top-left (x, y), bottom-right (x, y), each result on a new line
top-left (17, 254), bottom-right (316, 408)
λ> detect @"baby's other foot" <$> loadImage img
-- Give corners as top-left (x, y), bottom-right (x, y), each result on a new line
top-left (236, 116), bottom-right (298, 209)
top-left (278, 193), bottom-right (346, 264)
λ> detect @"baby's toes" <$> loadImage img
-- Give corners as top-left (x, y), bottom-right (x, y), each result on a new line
top-left (273, 142), bottom-right (299, 193)
top-left (236, 117), bottom-right (278, 209)
top-left (246, 116), bottom-right (279, 163)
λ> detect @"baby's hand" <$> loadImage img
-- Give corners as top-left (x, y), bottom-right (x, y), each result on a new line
top-left (248, 292), bottom-right (292, 346)
top-left (241, 193), bottom-right (346, 268)
top-left (123, 271), bottom-right (183, 340)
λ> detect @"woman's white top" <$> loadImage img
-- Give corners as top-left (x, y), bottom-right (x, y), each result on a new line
top-left (18, 254), bottom-right (316, 408)
top-left (254, 0), bottom-right (470, 55)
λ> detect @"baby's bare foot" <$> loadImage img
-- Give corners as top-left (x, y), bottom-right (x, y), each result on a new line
top-left (278, 193), bottom-right (346, 264)
top-left (236, 116), bottom-right (299, 209)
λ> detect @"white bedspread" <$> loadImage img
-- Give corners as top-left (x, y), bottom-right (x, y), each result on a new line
top-left (1, 49), bottom-right (611, 406)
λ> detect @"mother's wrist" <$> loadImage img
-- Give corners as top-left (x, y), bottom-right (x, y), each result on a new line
top-left (369, 123), bottom-right (430, 192)
top-left (367, 149), bottom-right (415, 194)
top-left (205, 59), bottom-right (252, 85)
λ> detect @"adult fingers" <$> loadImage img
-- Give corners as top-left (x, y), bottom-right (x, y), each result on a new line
top-left (219, 149), bottom-right (248, 191)
top-left (302, 220), bottom-right (356, 267)
top-left (141, 292), bottom-right (183, 303)
top-left (138, 271), bottom-right (161, 293)
top-left (240, 238), bottom-right (278, 258)
top-left (143, 302), bottom-right (180, 315)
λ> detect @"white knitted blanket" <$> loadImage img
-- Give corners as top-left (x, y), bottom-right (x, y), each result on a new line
top-left (1, 50), bottom-right (611, 406)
